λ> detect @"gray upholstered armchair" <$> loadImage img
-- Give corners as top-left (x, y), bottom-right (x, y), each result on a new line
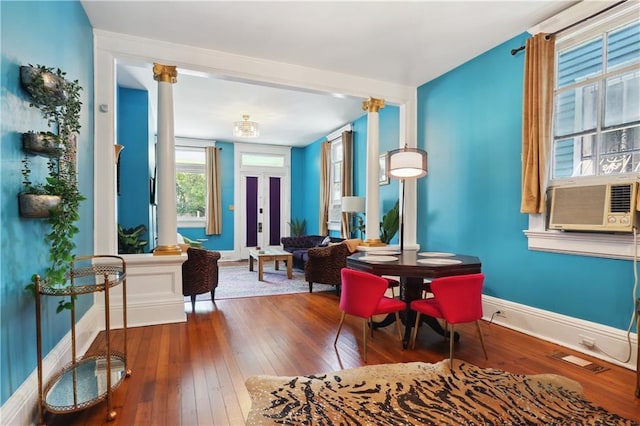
top-left (182, 247), bottom-right (221, 311)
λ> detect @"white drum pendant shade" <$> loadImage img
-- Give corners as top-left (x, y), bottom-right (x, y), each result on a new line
top-left (387, 147), bottom-right (427, 179)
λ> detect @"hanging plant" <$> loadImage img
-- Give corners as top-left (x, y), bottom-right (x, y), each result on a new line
top-left (20, 64), bottom-right (85, 306)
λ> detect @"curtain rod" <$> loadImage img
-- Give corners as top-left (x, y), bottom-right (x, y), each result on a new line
top-left (510, 0), bottom-right (628, 55)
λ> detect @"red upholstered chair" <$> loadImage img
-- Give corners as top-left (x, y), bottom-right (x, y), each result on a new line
top-left (334, 268), bottom-right (406, 362)
top-left (410, 273), bottom-right (487, 366)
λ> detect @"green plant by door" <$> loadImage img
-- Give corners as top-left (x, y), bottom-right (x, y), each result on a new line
top-left (288, 218), bottom-right (307, 236)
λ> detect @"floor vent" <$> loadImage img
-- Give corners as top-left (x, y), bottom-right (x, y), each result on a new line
top-left (549, 351), bottom-right (609, 373)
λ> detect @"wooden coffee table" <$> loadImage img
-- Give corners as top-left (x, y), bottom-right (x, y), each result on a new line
top-left (248, 248), bottom-right (293, 281)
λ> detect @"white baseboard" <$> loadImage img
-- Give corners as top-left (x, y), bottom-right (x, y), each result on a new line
top-left (0, 306), bottom-right (101, 426)
top-left (482, 295), bottom-right (638, 371)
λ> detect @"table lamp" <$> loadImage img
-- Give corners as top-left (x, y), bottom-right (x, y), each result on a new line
top-left (341, 196), bottom-right (365, 239)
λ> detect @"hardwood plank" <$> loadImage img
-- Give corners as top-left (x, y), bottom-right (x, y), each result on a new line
top-left (43, 291), bottom-right (639, 424)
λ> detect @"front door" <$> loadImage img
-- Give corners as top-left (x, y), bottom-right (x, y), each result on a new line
top-left (240, 173), bottom-right (285, 258)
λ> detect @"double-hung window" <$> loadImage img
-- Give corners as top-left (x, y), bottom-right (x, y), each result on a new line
top-left (327, 136), bottom-right (343, 232)
top-left (526, 3), bottom-right (640, 258)
top-left (551, 12), bottom-right (640, 182)
top-left (176, 145), bottom-right (206, 227)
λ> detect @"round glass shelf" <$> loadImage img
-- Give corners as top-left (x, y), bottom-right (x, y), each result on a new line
top-left (43, 353), bottom-right (127, 413)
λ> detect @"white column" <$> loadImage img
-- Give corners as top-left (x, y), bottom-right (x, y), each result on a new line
top-left (153, 63), bottom-right (181, 256)
top-left (363, 97), bottom-right (385, 246)
top-left (399, 99), bottom-right (419, 250)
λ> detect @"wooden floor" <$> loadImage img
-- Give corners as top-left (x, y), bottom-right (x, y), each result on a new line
top-left (44, 290), bottom-right (639, 425)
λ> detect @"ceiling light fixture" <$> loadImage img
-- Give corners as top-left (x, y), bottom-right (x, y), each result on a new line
top-left (233, 114), bottom-right (259, 138)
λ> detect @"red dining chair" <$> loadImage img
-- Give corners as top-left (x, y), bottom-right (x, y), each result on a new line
top-left (334, 268), bottom-right (406, 362)
top-left (410, 273), bottom-right (487, 366)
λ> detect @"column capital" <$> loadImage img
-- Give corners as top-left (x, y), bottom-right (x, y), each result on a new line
top-left (153, 63), bottom-right (178, 84)
top-left (362, 97), bottom-right (385, 113)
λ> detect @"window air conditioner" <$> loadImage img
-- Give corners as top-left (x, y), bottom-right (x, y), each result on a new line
top-left (548, 182), bottom-right (638, 233)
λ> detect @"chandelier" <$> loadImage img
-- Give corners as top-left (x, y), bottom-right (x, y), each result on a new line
top-left (233, 114), bottom-right (259, 138)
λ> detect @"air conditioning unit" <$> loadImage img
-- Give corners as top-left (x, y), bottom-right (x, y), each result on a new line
top-left (548, 182), bottom-right (638, 233)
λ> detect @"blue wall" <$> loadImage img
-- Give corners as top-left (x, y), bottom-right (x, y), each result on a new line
top-left (0, 0), bottom-right (94, 405)
top-left (293, 107), bottom-right (400, 240)
top-left (417, 33), bottom-right (633, 330)
top-left (117, 87), bottom-right (152, 251)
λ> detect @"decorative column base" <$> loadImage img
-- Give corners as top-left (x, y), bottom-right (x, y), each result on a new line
top-left (153, 245), bottom-right (182, 256)
top-left (361, 238), bottom-right (387, 247)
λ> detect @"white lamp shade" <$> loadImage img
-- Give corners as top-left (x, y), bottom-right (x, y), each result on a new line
top-left (387, 147), bottom-right (428, 179)
top-left (341, 196), bottom-right (365, 213)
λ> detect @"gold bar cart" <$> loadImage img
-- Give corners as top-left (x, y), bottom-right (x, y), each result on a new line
top-left (35, 255), bottom-right (130, 424)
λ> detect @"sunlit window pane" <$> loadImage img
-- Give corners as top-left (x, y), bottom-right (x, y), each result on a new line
top-left (554, 84), bottom-right (597, 137)
top-left (604, 70), bottom-right (640, 127)
top-left (607, 21), bottom-right (640, 71)
top-left (557, 37), bottom-right (602, 88)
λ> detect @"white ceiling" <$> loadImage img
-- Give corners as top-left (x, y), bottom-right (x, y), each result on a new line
top-left (81, 0), bottom-right (577, 147)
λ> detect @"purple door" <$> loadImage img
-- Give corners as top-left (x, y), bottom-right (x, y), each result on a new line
top-left (245, 175), bottom-right (282, 248)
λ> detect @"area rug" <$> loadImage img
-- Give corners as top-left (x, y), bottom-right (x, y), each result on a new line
top-left (245, 360), bottom-right (636, 425)
top-left (207, 265), bottom-right (335, 300)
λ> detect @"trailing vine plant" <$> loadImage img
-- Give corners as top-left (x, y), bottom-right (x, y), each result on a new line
top-left (21, 64), bottom-right (85, 312)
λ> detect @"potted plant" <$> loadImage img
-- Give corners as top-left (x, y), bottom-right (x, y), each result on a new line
top-left (18, 155), bottom-right (61, 218)
top-left (20, 64), bottom-right (84, 297)
top-left (379, 200), bottom-right (399, 244)
top-left (288, 218), bottom-right (307, 236)
top-left (22, 131), bottom-right (65, 157)
top-left (118, 224), bottom-right (149, 254)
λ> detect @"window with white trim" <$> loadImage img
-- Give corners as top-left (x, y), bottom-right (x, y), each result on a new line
top-left (551, 12), bottom-right (639, 183)
top-left (176, 145), bottom-right (206, 226)
top-left (327, 136), bottom-right (343, 231)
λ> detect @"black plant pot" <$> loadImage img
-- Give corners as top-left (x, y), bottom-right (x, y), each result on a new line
top-left (22, 132), bottom-right (64, 157)
top-left (18, 193), bottom-right (61, 218)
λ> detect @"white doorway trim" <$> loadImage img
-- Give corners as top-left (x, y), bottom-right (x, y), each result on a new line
top-left (234, 143), bottom-right (291, 259)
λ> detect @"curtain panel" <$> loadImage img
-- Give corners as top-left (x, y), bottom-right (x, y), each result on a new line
top-left (320, 141), bottom-right (331, 235)
top-left (521, 33), bottom-right (555, 214)
top-left (205, 146), bottom-right (222, 235)
top-left (340, 130), bottom-right (354, 238)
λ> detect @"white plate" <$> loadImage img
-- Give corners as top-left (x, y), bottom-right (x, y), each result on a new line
top-left (371, 250), bottom-right (401, 255)
top-left (359, 255), bottom-right (398, 262)
top-left (418, 252), bottom-right (455, 257)
top-left (417, 258), bottom-right (462, 265)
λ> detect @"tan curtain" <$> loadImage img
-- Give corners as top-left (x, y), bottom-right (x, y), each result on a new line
top-left (320, 141), bottom-right (331, 235)
top-left (340, 131), bottom-right (354, 238)
top-left (521, 33), bottom-right (555, 214)
top-left (205, 146), bottom-right (222, 235)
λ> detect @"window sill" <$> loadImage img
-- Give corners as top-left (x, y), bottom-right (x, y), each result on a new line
top-left (178, 218), bottom-right (206, 228)
top-left (525, 214), bottom-right (638, 260)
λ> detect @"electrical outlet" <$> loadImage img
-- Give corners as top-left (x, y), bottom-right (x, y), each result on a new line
top-left (579, 334), bottom-right (596, 348)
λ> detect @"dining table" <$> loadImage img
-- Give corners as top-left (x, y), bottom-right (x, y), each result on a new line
top-left (346, 250), bottom-right (482, 348)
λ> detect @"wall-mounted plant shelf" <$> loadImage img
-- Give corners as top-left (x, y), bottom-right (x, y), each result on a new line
top-left (22, 131), bottom-right (65, 157)
top-left (18, 193), bottom-right (61, 218)
top-left (20, 65), bottom-right (65, 104)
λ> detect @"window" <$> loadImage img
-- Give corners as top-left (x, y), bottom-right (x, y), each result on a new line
top-left (551, 15), bottom-right (640, 183)
top-left (176, 146), bottom-right (206, 226)
top-left (526, 3), bottom-right (640, 259)
top-left (327, 136), bottom-right (343, 231)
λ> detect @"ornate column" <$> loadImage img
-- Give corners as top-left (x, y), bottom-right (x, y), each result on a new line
top-left (152, 63), bottom-right (181, 256)
top-left (362, 97), bottom-right (385, 246)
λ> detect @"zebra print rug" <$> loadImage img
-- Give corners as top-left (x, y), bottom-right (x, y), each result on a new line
top-left (245, 360), bottom-right (635, 425)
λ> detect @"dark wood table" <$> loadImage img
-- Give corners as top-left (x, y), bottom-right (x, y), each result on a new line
top-left (346, 251), bottom-right (482, 347)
